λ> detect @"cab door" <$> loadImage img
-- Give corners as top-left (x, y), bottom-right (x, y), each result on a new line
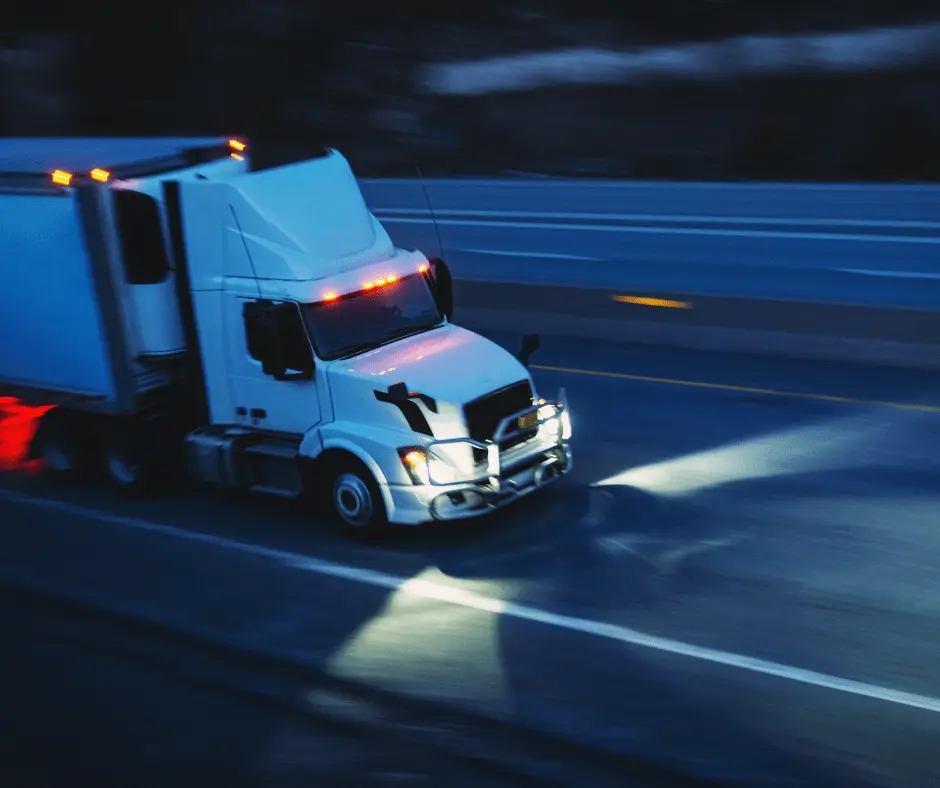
top-left (224, 294), bottom-right (321, 436)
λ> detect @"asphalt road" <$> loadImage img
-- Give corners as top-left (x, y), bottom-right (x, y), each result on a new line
top-left (358, 179), bottom-right (940, 308)
top-left (3, 335), bottom-right (940, 786)
top-left (0, 590), bottom-right (440, 788)
top-left (0, 577), bottom-right (637, 788)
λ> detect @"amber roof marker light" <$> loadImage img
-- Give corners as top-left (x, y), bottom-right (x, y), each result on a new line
top-left (228, 139), bottom-right (247, 160)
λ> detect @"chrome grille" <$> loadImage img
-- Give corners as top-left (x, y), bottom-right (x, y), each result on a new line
top-left (463, 380), bottom-right (536, 463)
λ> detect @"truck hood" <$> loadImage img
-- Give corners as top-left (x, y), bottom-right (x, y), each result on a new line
top-left (324, 324), bottom-right (535, 441)
top-left (329, 323), bottom-right (528, 404)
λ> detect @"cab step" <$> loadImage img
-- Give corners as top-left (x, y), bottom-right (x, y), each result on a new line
top-left (242, 438), bottom-right (303, 498)
top-left (247, 483), bottom-right (301, 499)
top-left (243, 441), bottom-right (299, 460)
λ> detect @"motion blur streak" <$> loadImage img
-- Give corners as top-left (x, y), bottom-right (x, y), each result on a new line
top-left (0, 398), bottom-right (51, 472)
top-left (422, 23), bottom-right (940, 94)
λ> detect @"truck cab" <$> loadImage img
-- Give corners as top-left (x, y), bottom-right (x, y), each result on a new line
top-left (3, 138), bottom-right (572, 538)
top-left (175, 145), bottom-right (571, 535)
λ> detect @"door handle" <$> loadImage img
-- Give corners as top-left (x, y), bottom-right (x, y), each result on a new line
top-left (250, 408), bottom-right (267, 419)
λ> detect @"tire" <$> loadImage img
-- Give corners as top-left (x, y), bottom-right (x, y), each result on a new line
top-left (329, 457), bottom-right (388, 540)
top-left (103, 428), bottom-right (149, 496)
top-left (102, 416), bottom-right (177, 497)
top-left (35, 410), bottom-right (94, 483)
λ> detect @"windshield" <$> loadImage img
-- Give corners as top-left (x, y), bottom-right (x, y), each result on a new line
top-left (301, 273), bottom-right (443, 360)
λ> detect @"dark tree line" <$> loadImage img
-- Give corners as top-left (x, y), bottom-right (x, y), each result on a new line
top-left (3, 1), bottom-right (940, 180)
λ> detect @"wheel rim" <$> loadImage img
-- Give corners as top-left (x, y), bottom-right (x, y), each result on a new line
top-left (333, 473), bottom-right (373, 527)
top-left (43, 438), bottom-right (75, 473)
top-left (106, 449), bottom-right (141, 486)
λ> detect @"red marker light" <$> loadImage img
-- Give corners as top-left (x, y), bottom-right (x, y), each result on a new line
top-left (385, 273), bottom-right (397, 283)
top-left (323, 291), bottom-right (338, 301)
top-left (0, 397), bottom-right (54, 473)
top-left (418, 263), bottom-right (429, 273)
top-left (363, 281), bottom-right (375, 290)
top-left (229, 139), bottom-right (246, 152)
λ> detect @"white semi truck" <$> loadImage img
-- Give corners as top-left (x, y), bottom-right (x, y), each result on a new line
top-left (0, 138), bottom-right (571, 536)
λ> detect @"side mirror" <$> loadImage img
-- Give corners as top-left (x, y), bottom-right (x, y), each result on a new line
top-left (271, 303), bottom-right (314, 381)
top-left (243, 300), bottom-right (314, 381)
top-left (270, 353), bottom-right (314, 382)
top-left (517, 334), bottom-right (540, 368)
top-left (244, 300), bottom-right (276, 372)
top-left (428, 257), bottom-right (454, 321)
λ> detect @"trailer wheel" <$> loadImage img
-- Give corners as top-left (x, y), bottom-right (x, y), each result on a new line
top-left (102, 421), bottom-right (155, 497)
top-left (36, 410), bottom-right (93, 482)
top-left (104, 442), bottom-right (146, 494)
top-left (329, 458), bottom-right (388, 540)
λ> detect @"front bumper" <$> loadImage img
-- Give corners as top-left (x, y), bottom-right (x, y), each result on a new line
top-left (385, 391), bottom-right (572, 525)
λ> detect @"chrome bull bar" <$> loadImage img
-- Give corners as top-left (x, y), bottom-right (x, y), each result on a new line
top-left (421, 387), bottom-right (571, 520)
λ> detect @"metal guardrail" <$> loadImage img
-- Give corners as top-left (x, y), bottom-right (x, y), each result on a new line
top-left (355, 177), bottom-right (940, 366)
top-left (358, 177), bottom-right (940, 312)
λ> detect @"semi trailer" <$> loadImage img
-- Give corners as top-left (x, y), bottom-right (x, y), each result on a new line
top-left (0, 138), bottom-right (571, 536)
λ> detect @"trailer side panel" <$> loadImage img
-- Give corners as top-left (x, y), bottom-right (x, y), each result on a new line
top-left (0, 189), bottom-right (120, 406)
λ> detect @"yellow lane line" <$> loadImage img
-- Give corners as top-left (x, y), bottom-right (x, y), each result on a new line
top-left (610, 294), bottom-right (691, 309)
top-left (530, 363), bottom-right (940, 413)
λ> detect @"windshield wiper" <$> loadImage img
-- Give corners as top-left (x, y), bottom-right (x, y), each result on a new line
top-left (330, 341), bottom-right (380, 359)
top-left (329, 324), bottom-right (440, 360)
top-left (377, 323), bottom-right (440, 344)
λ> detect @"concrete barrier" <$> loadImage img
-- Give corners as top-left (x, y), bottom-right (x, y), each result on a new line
top-left (453, 279), bottom-right (940, 369)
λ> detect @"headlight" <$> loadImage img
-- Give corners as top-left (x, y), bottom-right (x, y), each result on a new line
top-left (537, 403), bottom-right (560, 436)
top-left (535, 401), bottom-right (570, 440)
top-left (398, 447), bottom-right (430, 485)
top-left (397, 447), bottom-right (460, 485)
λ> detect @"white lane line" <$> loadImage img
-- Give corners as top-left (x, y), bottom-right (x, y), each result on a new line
top-left (3, 487), bottom-right (940, 714)
top-left (376, 207), bottom-right (940, 231)
top-left (838, 268), bottom-right (940, 279)
top-left (379, 217), bottom-right (940, 245)
top-left (459, 247), bottom-right (598, 261)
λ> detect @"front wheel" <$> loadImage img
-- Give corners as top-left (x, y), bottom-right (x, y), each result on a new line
top-left (330, 459), bottom-right (388, 540)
